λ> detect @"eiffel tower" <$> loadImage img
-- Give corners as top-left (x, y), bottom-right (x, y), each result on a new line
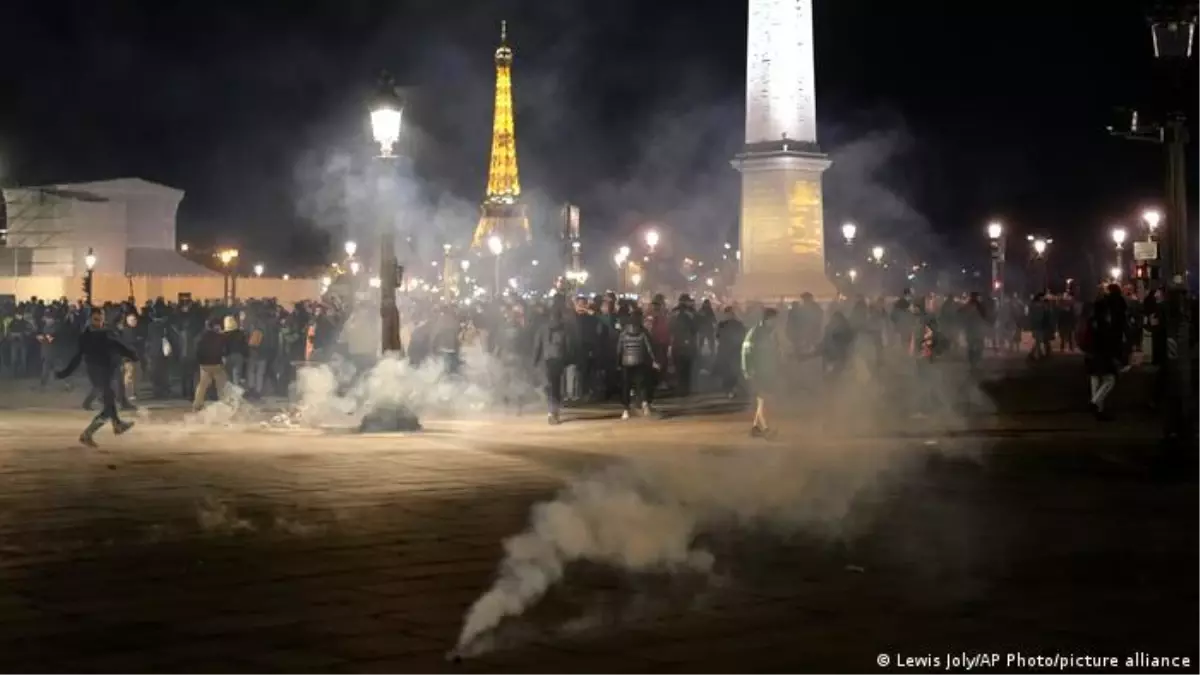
top-left (472, 20), bottom-right (530, 249)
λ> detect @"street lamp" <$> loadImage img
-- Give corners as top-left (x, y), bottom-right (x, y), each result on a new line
top-left (1027, 235), bottom-right (1050, 258)
top-left (179, 243), bottom-right (189, 253)
top-left (344, 240), bottom-right (357, 259)
top-left (368, 276), bottom-right (382, 288)
top-left (870, 245), bottom-right (885, 264)
top-left (848, 268), bottom-right (858, 283)
top-left (1112, 226), bottom-right (1127, 278)
top-left (705, 277), bottom-right (714, 288)
top-left (644, 229), bottom-right (659, 253)
top-left (368, 76), bottom-right (407, 371)
top-left (987, 222), bottom-right (1006, 300)
top-left (83, 248), bottom-right (96, 305)
top-left (218, 249), bottom-right (239, 303)
top-left (370, 102), bottom-right (403, 159)
top-left (630, 272), bottom-right (642, 288)
top-left (488, 235), bottom-right (504, 296)
top-left (349, 260), bottom-right (361, 276)
top-left (841, 222), bottom-right (857, 245)
top-left (1110, 266), bottom-right (1123, 281)
top-left (460, 260), bottom-right (470, 272)
top-left (253, 263), bottom-right (264, 277)
top-left (1142, 208), bottom-right (1162, 237)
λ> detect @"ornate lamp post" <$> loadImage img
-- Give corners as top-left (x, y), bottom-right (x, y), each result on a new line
top-left (1027, 235), bottom-right (1051, 292)
top-left (370, 78), bottom-right (404, 356)
top-left (1111, 226), bottom-right (1128, 281)
top-left (987, 221), bottom-right (1006, 300)
top-left (84, 248), bottom-right (97, 305)
top-left (218, 249), bottom-right (239, 303)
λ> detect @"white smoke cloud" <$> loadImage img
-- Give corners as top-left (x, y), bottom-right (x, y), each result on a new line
top-left (452, 341), bottom-right (991, 655)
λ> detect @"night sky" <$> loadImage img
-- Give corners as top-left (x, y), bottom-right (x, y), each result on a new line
top-left (0, 0), bottom-right (1194, 282)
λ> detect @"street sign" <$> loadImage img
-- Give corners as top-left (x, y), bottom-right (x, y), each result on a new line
top-left (1133, 240), bottom-right (1158, 261)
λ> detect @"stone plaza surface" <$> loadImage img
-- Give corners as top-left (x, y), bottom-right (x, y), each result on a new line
top-left (0, 363), bottom-right (1196, 673)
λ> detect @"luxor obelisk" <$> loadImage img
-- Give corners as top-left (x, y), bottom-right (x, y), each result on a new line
top-left (733, 0), bottom-right (834, 300)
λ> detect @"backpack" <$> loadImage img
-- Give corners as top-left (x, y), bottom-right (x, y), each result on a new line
top-left (248, 328), bottom-right (264, 347)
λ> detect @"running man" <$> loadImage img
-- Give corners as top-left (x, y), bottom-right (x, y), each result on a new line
top-left (57, 307), bottom-right (138, 447)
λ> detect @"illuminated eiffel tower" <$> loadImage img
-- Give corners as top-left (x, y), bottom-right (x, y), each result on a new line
top-left (472, 20), bottom-right (530, 249)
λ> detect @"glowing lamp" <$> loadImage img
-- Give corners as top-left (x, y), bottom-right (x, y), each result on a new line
top-left (1142, 209), bottom-right (1162, 233)
top-left (987, 222), bottom-right (1003, 240)
top-left (370, 80), bottom-right (403, 158)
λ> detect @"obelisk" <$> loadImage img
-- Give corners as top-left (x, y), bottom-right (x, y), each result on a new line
top-left (732, 0), bottom-right (833, 301)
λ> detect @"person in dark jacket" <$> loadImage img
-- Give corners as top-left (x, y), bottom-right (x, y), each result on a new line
top-left (222, 315), bottom-right (249, 389)
top-left (57, 308), bottom-right (137, 446)
top-left (669, 294), bottom-right (699, 397)
top-left (193, 320), bottom-right (229, 411)
top-left (171, 307), bottom-right (198, 399)
top-left (146, 312), bottom-right (171, 398)
top-left (715, 307), bottom-right (747, 398)
top-left (1083, 284), bottom-right (1128, 420)
top-left (616, 309), bottom-right (659, 419)
top-left (532, 309), bottom-right (572, 424)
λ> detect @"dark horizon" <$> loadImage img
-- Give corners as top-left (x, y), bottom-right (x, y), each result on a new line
top-left (0, 0), bottom-right (1195, 281)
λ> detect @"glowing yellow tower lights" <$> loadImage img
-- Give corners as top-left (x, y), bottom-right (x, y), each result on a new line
top-left (473, 20), bottom-right (531, 249)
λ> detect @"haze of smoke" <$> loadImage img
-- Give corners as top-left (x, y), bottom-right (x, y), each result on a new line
top-left (454, 345), bottom-right (990, 653)
top-left (284, 304), bottom-right (541, 429)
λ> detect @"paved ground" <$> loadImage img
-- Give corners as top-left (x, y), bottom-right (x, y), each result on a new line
top-left (0, 359), bottom-right (1195, 673)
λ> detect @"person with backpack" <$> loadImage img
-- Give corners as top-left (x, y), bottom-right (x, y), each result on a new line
top-left (532, 306), bottom-right (573, 425)
top-left (742, 307), bottom-right (782, 438)
top-left (616, 309), bottom-right (660, 419)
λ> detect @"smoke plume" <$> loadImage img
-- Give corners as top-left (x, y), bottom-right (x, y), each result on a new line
top-left (453, 340), bottom-right (992, 654)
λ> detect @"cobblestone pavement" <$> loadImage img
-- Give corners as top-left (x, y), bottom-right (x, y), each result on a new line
top-left (0, 371), bottom-right (1196, 672)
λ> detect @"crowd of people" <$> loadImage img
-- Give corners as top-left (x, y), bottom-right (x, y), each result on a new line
top-left (0, 278), bottom-right (1192, 445)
